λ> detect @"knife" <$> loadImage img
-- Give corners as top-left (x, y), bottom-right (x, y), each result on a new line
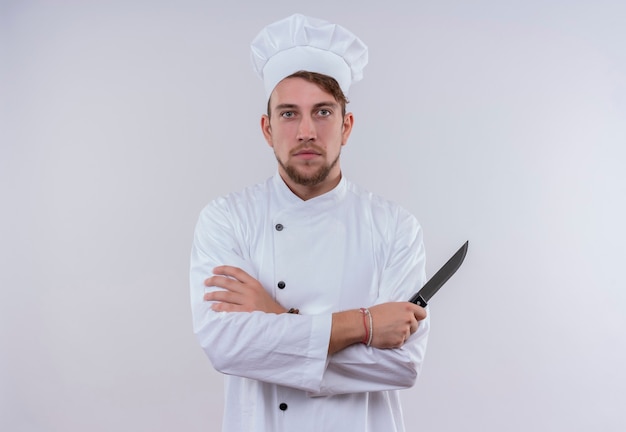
top-left (409, 241), bottom-right (469, 307)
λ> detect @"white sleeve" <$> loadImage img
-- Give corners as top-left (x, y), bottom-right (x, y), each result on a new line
top-left (309, 209), bottom-right (430, 397)
top-left (190, 200), bottom-right (332, 393)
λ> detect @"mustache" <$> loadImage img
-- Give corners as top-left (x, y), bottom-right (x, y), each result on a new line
top-left (290, 141), bottom-right (325, 155)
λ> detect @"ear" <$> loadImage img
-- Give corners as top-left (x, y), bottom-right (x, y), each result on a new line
top-left (261, 114), bottom-right (273, 148)
top-left (341, 112), bottom-right (354, 146)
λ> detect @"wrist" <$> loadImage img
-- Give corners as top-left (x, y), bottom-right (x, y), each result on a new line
top-left (328, 309), bottom-right (366, 354)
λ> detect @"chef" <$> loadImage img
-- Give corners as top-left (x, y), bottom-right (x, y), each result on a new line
top-left (190, 13), bottom-right (430, 432)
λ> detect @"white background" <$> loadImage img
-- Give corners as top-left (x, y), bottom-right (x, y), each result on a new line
top-left (2, 0), bottom-right (625, 431)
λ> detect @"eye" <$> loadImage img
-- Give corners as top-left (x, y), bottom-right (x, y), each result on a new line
top-left (318, 109), bottom-right (331, 117)
top-left (281, 111), bottom-right (296, 119)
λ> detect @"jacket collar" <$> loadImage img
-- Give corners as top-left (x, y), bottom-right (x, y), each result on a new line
top-left (272, 172), bottom-right (347, 209)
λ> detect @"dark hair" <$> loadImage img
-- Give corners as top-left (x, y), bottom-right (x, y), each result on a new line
top-left (266, 70), bottom-right (350, 118)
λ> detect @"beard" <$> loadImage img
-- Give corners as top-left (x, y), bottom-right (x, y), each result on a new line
top-left (276, 149), bottom-right (341, 187)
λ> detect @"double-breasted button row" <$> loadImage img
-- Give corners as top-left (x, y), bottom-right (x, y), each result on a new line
top-left (275, 223), bottom-right (285, 292)
top-left (274, 220), bottom-right (290, 413)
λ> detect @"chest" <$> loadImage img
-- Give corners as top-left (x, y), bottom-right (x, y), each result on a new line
top-left (245, 206), bottom-right (386, 313)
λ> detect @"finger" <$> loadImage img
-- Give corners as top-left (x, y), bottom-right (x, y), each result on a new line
top-left (211, 302), bottom-right (245, 312)
top-left (204, 276), bottom-right (228, 289)
top-left (411, 304), bottom-right (427, 321)
top-left (204, 290), bottom-right (244, 305)
top-left (398, 329), bottom-right (411, 347)
top-left (212, 265), bottom-right (253, 283)
top-left (204, 275), bottom-right (246, 293)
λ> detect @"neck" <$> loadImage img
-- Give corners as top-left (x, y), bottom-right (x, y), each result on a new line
top-left (279, 170), bottom-right (342, 201)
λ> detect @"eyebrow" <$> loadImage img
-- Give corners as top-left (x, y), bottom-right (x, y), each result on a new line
top-left (273, 101), bottom-right (339, 112)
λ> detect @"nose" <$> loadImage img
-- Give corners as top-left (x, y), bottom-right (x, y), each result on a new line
top-left (296, 116), bottom-right (316, 142)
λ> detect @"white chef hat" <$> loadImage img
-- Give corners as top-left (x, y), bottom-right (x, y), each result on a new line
top-left (250, 13), bottom-right (368, 98)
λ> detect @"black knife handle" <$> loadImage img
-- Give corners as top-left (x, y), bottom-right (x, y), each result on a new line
top-left (409, 294), bottom-right (428, 307)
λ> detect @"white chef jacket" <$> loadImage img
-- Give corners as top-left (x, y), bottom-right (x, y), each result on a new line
top-left (190, 173), bottom-right (430, 432)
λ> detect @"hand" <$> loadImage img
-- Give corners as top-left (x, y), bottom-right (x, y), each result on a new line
top-left (203, 266), bottom-right (286, 314)
top-left (328, 302), bottom-right (426, 354)
top-left (368, 302), bottom-right (427, 349)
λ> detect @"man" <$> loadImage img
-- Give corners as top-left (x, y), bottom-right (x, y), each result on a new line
top-left (190, 13), bottom-right (429, 431)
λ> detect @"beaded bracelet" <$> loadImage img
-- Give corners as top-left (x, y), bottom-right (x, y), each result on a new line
top-left (365, 309), bottom-right (374, 346)
top-left (359, 308), bottom-right (373, 347)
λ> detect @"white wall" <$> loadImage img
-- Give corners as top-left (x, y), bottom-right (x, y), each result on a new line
top-left (2, 1), bottom-right (625, 431)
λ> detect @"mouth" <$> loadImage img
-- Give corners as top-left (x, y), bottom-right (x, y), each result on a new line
top-left (294, 154), bottom-right (319, 161)
top-left (293, 144), bottom-right (323, 155)
top-left (292, 147), bottom-right (323, 160)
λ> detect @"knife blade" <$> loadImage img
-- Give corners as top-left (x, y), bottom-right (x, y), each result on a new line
top-left (409, 240), bottom-right (468, 307)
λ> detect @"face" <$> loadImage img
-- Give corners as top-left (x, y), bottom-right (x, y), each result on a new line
top-left (261, 77), bottom-right (353, 197)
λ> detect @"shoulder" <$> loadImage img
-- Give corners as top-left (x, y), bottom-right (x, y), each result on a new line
top-left (197, 177), bottom-right (272, 226)
top-left (204, 177), bottom-right (271, 211)
top-left (344, 179), bottom-right (419, 226)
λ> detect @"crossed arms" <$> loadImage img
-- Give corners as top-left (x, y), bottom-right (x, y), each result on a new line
top-left (204, 265), bottom-right (427, 354)
top-left (190, 196), bottom-right (430, 395)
